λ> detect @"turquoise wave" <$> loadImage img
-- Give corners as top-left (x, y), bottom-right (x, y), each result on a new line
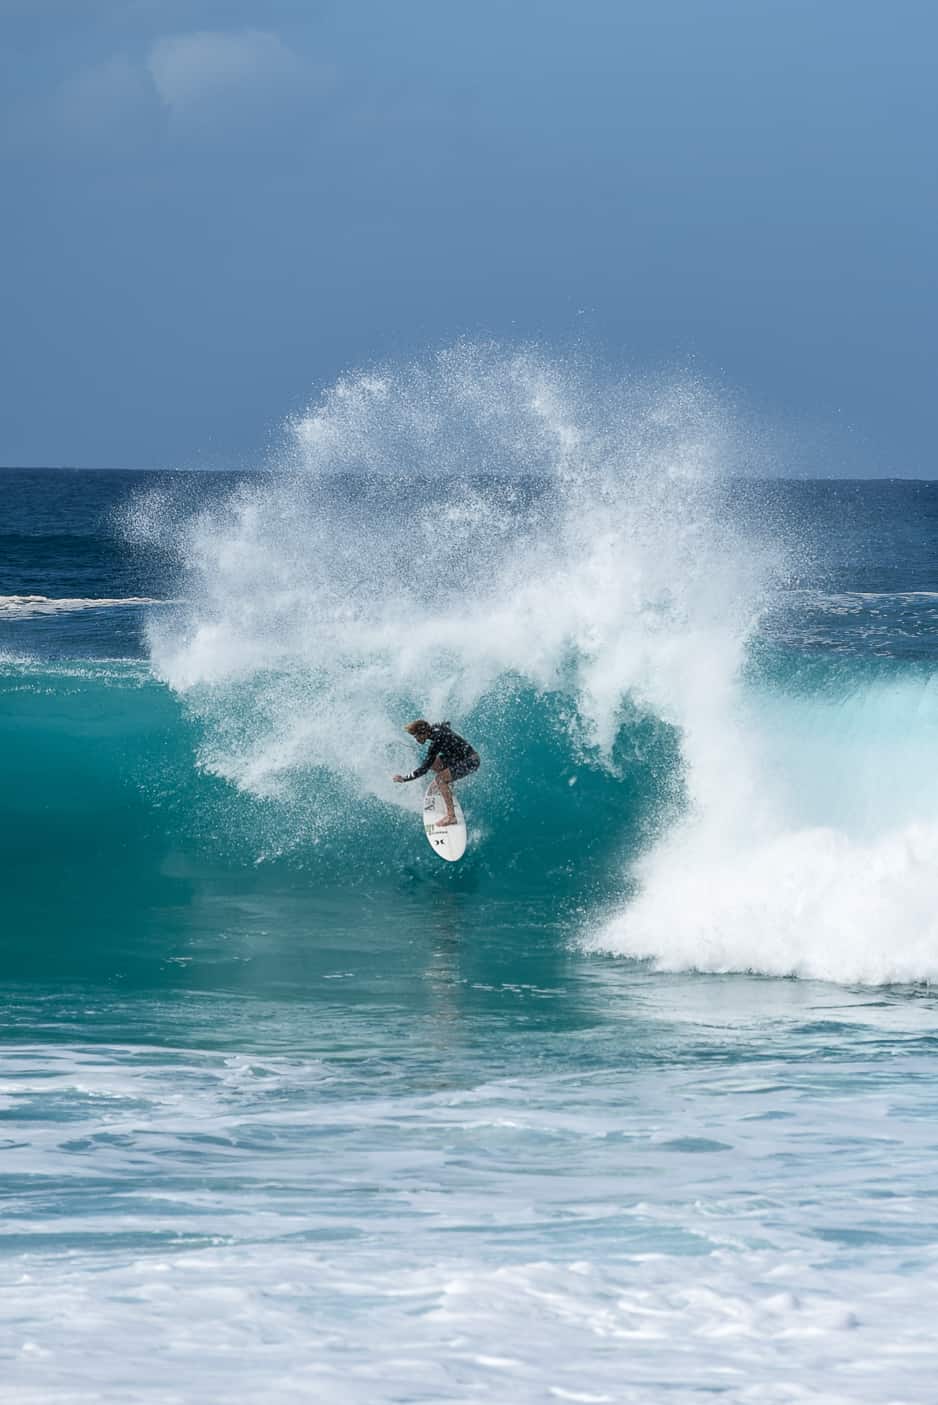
top-left (6, 639), bottom-right (938, 988)
top-left (0, 661), bottom-right (683, 972)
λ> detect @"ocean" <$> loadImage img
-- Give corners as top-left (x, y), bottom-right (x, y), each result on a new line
top-left (3, 354), bottom-right (938, 1403)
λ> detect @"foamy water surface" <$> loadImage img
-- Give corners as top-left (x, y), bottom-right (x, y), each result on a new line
top-left (3, 972), bottom-right (937, 1405)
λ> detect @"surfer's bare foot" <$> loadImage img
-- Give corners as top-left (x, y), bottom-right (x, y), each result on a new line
top-left (437, 814), bottom-right (457, 826)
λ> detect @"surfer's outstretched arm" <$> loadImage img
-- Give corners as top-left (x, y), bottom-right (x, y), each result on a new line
top-left (392, 736), bottom-right (441, 784)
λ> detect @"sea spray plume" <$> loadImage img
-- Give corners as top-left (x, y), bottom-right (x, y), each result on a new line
top-left (135, 343), bottom-right (769, 854)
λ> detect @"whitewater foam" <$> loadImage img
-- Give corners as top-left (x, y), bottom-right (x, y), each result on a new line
top-left (587, 671), bottom-right (938, 984)
top-left (4, 1014), bottom-right (938, 1405)
top-left (0, 595), bottom-right (170, 620)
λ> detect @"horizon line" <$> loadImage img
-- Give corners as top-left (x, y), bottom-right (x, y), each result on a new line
top-left (1, 465), bottom-right (937, 483)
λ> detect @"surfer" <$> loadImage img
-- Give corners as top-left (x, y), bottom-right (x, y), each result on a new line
top-left (392, 720), bottom-right (480, 825)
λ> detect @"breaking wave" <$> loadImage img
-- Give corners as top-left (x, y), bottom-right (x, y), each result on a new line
top-left (8, 343), bottom-right (938, 986)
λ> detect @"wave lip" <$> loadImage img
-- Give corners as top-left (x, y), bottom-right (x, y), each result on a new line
top-left (0, 594), bottom-right (171, 620)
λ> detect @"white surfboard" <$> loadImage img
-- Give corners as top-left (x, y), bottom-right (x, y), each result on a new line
top-left (423, 781), bottom-right (468, 862)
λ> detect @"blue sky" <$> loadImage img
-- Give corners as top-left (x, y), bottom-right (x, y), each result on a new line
top-left (1, 0), bottom-right (935, 473)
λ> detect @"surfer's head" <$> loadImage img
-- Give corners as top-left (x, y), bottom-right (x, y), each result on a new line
top-left (405, 719), bottom-right (432, 743)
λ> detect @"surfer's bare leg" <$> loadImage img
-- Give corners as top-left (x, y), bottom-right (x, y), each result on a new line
top-left (432, 759), bottom-right (457, 825)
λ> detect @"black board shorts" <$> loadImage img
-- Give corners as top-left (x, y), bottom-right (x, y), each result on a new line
top-left (448, 751), bottom-right (480, 782)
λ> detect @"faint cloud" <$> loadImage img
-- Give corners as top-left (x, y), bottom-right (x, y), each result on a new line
top-left (147, 29), bottom-right (304, 116)
top-left (2, 27), bottom-right (331, 161)
top-left (2, 52), bottom-right (156, 157)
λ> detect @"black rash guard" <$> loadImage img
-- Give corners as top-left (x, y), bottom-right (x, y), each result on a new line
top-left (404, 723), bottom-right (480, 782)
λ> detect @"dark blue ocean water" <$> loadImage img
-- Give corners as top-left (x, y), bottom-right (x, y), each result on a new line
top-left (3, 455), bottom-right (938, 1403)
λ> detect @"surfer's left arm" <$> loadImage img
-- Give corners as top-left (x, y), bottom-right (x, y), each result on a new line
top-left (392, 737), bottom-right (440, 783)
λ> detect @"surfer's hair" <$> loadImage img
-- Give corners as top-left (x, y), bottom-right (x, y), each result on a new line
top-left (405, 719), bottom-right (432, 740)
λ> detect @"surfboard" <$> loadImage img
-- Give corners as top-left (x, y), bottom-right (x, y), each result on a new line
top-left (423, 781), bottom-right (468, 862)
